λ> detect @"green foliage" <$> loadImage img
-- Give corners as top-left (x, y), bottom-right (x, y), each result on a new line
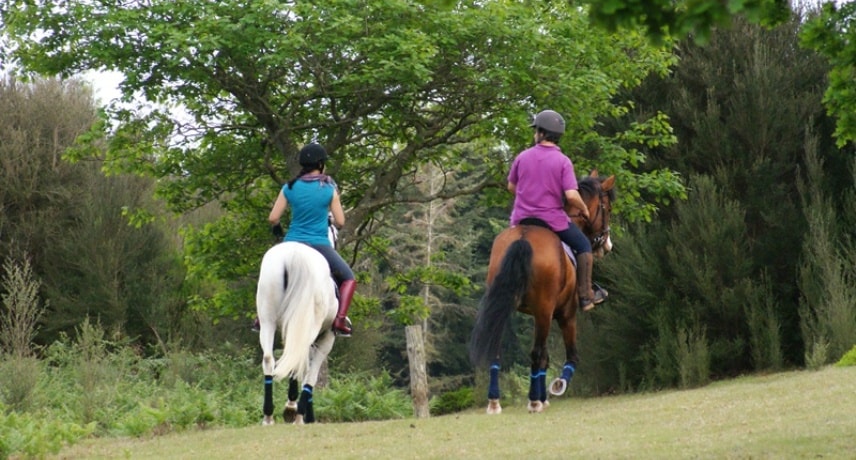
top-left (804, 340), bottom-right (830, 371)
top-left (2, 0), bottom-right (683, 324)
top-left (797, 149), bottom-right (856, 366)
top-left (743, 274), bottom-right (784, 371)
top-left (583, 0), bottom-right (790, 44)
top-left (0, 355), bottom-right (41, 412)
top-left (0, 336), bottom-right (256, 457)
top-left (0, 405), bottom-right (94, 460)
top-left (835, 345), bottom-right (856, 367)
top-left (0, 318), bottom-right (420, 459)
top-left (801, 2), bottom-right (856, 147)
top-left (0, 77), bottom-right (190, 348)
top-left (675, 325), bottom-right (710, 389)
top-left (429, 386), bottom-right (475, 416)
top-left (0, 253), bottom-right (45, 358)
top-left (575, 13), bottom-right (849, 394)
top-left (316, 372), bottom-right (412, 423)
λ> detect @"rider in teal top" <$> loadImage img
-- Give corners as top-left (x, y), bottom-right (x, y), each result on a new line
top-left (267, 143), bottom-right (356, 336)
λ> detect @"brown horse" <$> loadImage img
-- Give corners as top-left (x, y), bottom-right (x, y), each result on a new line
top-left (469, 171), bottom-right (615, 414)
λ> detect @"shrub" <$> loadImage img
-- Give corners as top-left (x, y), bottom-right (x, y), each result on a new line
top-left (316, 372), bottom-right (412, 422)
top-left (835, 345), bottom-right (856, 367)
top-left (0, 355), bottom-right (41, 411)
top-left (0, 403), bottom-right (94, 460)
top-left (805, 339), bottom-right (829, 371)
top-left (430, 386), bottom-right (475, 415)
top-left (0, 254), bottom-right (46, 358)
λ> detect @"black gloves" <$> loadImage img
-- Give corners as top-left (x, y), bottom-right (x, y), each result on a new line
top-left (271, 223), bottom-right (284, 239)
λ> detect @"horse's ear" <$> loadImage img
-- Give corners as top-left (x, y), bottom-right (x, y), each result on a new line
top-left (589, 169), bottom-right (599, 178)
top-left (601, 175), bottom-right (616, 191)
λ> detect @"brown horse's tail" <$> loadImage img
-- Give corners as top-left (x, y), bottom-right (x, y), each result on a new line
top-left (469, 238), bottom-right (533, 367)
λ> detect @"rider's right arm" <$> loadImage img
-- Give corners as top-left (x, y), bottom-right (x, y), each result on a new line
top-left (564, 189), bottom-right (589, 219)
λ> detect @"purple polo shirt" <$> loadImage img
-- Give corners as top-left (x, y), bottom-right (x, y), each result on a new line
top-left (508, 143), bottom-right (578, 232)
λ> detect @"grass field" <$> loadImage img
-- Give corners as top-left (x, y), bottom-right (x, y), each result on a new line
top-left (51, 366), bottom-right (856, 459)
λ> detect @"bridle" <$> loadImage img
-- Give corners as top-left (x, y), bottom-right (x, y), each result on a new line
top-left (571, 189), bottom-right (611, 252)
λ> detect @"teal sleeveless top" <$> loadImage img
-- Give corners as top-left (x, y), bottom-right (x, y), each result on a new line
top-left (282, 176), bottom-right (336, 246)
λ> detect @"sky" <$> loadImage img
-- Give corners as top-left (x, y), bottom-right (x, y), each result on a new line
top-left (82, 69), bottom-right (125, 106)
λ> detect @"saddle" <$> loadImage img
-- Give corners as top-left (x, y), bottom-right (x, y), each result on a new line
top-left (517, 218), bottom-right (577, 267)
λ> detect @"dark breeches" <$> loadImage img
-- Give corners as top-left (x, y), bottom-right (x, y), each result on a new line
top-left (309, 244), bottom-right (354, 285)
top-left (555, 224), bottom-right (591, 255)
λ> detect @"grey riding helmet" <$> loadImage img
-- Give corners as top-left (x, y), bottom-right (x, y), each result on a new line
top-left (530, 110), bottom-right (565, 134)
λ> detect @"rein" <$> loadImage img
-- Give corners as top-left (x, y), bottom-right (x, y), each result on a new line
top-left (570, 190), bottom-right (611, 251)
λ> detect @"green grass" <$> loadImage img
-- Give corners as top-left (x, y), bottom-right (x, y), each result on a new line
top-left (52, 366), bottom-right (856, 459)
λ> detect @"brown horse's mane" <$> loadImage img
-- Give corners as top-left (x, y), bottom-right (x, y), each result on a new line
top-left (578, 176), bottom-right (615, 202)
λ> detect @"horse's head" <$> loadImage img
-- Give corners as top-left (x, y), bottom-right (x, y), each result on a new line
top-left (569, 170), bottom-right (615, 257)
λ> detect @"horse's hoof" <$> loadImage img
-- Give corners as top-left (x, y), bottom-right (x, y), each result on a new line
top-left (550, 378), bottom-right (568, 396)
top-left (283, 401), bottom-right (298, 424)
top-left (294, 414), bottom-right (305, 425)
top-left (262, 416), bottom-right (275, 426)
top-left (528, 401), bottom-right (544, 413)
top-left (486, 399), bottom-right (502, 415)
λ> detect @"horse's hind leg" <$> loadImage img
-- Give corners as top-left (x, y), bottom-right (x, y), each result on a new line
top-left (550, 318), bottom-right (579, 396)
top-left (283, 379), bottom-right (299, 423)
top-left (487, 359), bottom-right (502, 414)
top-left (294, 330), bottom-right (335, 424)
top-left (528, 316), bottom-right (550, 413)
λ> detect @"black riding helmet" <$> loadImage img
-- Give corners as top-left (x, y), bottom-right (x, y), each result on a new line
top-left (530, 110), bottom-right (565, 134)
top-left (298, 143), bottom-right (328, 167)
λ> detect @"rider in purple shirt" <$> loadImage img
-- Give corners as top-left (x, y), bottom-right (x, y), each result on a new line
top-left (508, 110), bottom-right (607, 311)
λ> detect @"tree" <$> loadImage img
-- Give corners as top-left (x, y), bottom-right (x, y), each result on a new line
top-left (0, 76), bottom-right (187, 346)
top-left (801, 2), bottom-right (856, 147)
top-left (0, 0), bottom-right (684, 319)
top-left (580, 13), bottom-right (849, 391)
top-left (582, 0), bottom-right (791, 43)
top-left (583, 0), bottom-right (856, 147)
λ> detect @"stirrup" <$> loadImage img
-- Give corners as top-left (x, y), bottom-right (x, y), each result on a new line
top-left (580, 298), bottom-right (595, 312)
top-left (333, 317), bottom-right (353, 337)
top-left (593, 283), bottom-right (609, 304)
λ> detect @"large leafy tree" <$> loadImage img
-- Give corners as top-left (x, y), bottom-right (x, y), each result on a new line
top-left (2, 0), bottom-right (683, 319)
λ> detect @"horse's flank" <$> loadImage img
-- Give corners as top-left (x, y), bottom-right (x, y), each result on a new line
top-left (489, 226), bottom-right (576, 316)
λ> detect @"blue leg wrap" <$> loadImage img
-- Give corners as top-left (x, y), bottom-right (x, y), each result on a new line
top-left (300, 385), bottom-right (315, 423)
top-left (263, 375), bottom-right (274, 416)
top-left (529, 370), bottom-right (546, 401)
top-left (561, 362), bottom-right (576, 382)
top-left (488, 362), bottom-right (501, 400)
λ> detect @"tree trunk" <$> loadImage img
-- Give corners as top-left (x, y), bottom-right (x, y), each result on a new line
top-left (405, 325), bottom-right (430, 418)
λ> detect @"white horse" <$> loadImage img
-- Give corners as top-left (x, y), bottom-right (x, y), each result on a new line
top-left (257, 241), bottom-right (338, 425)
